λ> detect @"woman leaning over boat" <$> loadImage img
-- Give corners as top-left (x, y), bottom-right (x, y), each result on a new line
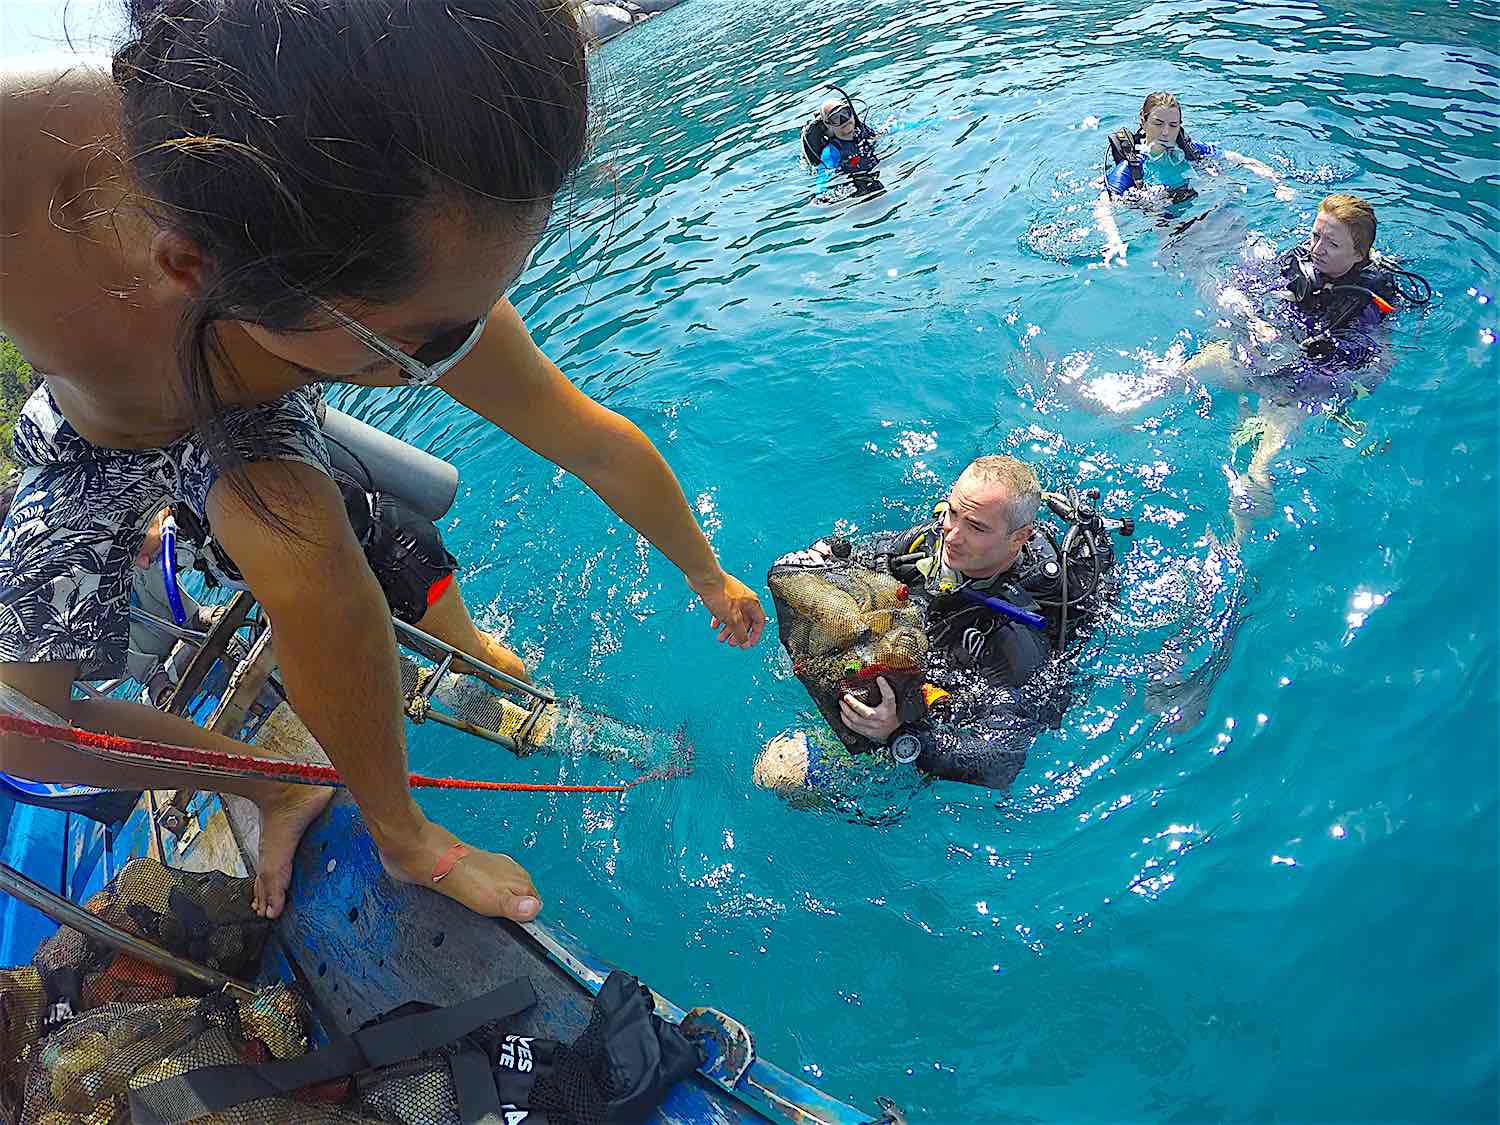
top-left (0, 0), bottom-right (765, 922)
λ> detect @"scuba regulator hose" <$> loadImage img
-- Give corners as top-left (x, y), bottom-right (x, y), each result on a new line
top-left (1388, 266), bottom-right (1433, 306)
top-left (1039, 488), bottom-right (1133, 651)
top-left (826, 83), bottom-right (862, 131)
top-left (958, 587), bottom-right (1046, 630)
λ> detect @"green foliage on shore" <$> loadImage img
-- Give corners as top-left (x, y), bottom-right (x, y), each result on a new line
top-left (0, 335), bottom-right (39, 480)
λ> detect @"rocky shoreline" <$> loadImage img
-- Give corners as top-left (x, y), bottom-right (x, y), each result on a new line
top-left (578, 0), bottom-right (687, 43)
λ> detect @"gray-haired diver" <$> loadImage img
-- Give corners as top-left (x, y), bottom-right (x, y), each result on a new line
top-left (756, 456), bottom-right (1131, 798)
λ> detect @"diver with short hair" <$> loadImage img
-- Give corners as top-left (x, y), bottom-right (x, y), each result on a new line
top-left (756, 456), bottom-right (1130, 795)
top-left (1184, 192), bottom-right (1431, 537)
top-left (1094, 91), bottom-right (1295, 267)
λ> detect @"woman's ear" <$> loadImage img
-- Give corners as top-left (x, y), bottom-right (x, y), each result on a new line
top-left (150, 229), bottom-right (210, 298)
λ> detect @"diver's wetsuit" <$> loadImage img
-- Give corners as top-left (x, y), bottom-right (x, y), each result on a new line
top-left (334, 473), bottom-right (459, 624)
top-left (1104, 127), bottom-right (1222, 203)
top-left (175, 473), bottom-right (458, 626)
top-left (1241, 246), bottom-right (1402, 403)
top-left (842, 517), bottom-right (1112, 789)
top-left (801, 117), bottom-right (883, 195)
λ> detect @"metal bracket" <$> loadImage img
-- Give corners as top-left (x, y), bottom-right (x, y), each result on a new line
top-left (155, 798), bottom-right (189, 837)
top-left (680, 1006), bottom-right (755, 1089)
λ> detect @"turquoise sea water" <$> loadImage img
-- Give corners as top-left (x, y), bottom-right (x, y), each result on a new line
top-left (326, 3), bottom-right (1498, 1120)
top-left (19, 1), bottom-right (1497, 1120)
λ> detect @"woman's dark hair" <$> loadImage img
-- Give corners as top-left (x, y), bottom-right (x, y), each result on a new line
top-left (112, 0), bottom-right (590, 525)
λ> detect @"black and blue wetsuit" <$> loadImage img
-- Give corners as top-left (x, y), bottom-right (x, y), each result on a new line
top-left (836, 518), bottom-right (1112, 789)
top-left (1238, 247), bottom-right (1403, 404)
top-left (801, 117), bottom-right (883, 195)
top-left (1104, 127), bottom-right (1223, 203)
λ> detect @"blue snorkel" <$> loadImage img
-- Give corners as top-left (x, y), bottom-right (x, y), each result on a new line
top-left (958, 587), bottom-right (1046, 631)
top-left (158, 511), bottom-right (188, 627)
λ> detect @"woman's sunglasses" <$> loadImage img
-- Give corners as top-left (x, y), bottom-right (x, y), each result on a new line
top-left (323, 305), bottom-right (489, 386)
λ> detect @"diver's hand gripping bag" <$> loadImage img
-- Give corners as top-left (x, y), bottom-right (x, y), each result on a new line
top-left (766, 552), bottom-right (930, 748)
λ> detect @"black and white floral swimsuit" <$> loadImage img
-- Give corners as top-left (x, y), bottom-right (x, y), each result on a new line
top-left (0, 383), bottom-right (330, 679)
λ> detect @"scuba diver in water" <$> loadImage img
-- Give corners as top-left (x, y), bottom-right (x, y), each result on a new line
top-left (1183, 193), bottom-right (1432, 537)
top-left (801, 88), bottom-right (885, 199)
top-left (755, 456), bottom-right (1132, 797)
top-left (1094, 91), bottom-right (1295, 267)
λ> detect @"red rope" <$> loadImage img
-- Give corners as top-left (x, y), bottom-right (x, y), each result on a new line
top-left (0, 712), bottom-right (681, 795)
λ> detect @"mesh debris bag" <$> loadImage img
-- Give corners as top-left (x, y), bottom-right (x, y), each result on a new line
top-left (117, 972), bottom-right (696, 1125)
top-left (0, 967), bottom-right (46, 1120)
top-left (767, 560), bottom-right (930, 747)
top-left (1, 858), bottom-right (274, 1120)
top-left (31, 858), bottom-right (271, 1009)
top-left (4, 861), bottom-right (696, 1124)
top-left (16, 984), bottom-right (366, 1124)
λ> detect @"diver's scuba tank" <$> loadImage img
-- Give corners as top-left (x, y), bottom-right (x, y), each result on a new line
top-left (1034, 486), bottom-right (1133, 651)
top-left (318, 404), bottom-right (459, 522)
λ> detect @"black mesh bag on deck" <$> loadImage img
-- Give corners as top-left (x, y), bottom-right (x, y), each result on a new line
top-left (124, 971), bottom-right (701, 1125)
top-left (16, 984), bottom-right (366, 1125)
top-left (31, 857), bottom-right (271, 1010)
top-left (0, 858), bottom-right (274, 1122)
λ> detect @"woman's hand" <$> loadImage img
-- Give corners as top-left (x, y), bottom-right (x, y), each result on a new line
top-left (689, 569), bottom-right (766, 648)
top-left (840, 677), bottom-right (900, 742)
top-left (1103, 240), bottom-right (1128, 269)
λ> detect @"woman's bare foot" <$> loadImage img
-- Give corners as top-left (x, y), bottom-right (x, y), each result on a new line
top-left (251, 782), bottom-right (335, 918)
top-left (377, 818), bottom-right (542, 921)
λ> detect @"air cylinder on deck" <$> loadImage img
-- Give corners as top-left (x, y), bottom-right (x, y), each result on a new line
top-left (320, 406), bottom-right (460, 522)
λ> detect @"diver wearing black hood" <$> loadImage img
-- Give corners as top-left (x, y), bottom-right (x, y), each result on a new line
top-left (802, 87), bottom-right (884, 196)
